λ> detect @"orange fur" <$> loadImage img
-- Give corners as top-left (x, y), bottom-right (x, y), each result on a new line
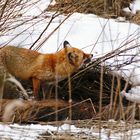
top-left (0, 41), bottom-right (93, 99)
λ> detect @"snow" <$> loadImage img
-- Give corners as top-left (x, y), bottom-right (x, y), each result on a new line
top-left (1, 0), bottom-right (140, 139)
top-left (21, 0), bottom-right (52, 17)
top-left (0, 123), bottom-right (45, 140)
top-left (131, 0), bottom-right (140, 14)
top-left (121, 86), bottom-right (140, 103)
top-left (1, 122), bottom-right (140, 140)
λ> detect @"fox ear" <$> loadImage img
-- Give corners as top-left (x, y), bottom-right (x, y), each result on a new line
top-left (64, 40), bottom-right (71, 48)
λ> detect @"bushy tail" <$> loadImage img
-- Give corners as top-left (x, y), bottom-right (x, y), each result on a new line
top-left (2, 99), bottom-right (25, 122)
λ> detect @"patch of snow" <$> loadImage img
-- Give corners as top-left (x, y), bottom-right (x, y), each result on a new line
top-left (0, 12), bottom-right (139, 54)
top-left (131, 0), bottom-right (140, 14)
top-left (21, 0), bottom-right (52, 17)
top-left (0, 123), bottom-right (42, 140)
top-left (1, 123), bottom-right (140, 140)
top-left (121, 86), bottom-right (140, 103)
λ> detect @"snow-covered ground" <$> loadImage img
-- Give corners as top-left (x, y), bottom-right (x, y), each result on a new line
top-left (1, 122), bottom-right (140, 140)
top-left (1, 0), bottom-right (140, 139)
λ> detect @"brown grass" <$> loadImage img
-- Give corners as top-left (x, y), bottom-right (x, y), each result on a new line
top-left (48, 0), bottom-right (135, 18)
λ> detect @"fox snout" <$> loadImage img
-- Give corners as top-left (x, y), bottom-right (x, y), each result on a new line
top-left (83, 53), bottom-right (93, 64)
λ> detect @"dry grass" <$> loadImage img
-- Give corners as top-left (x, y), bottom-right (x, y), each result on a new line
top-left (132, 11), bottom-right (140, 25)
top-left (48, 0), bottom-right (135, 18)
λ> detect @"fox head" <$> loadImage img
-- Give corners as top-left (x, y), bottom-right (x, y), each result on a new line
top-left (62, 40), bottom-right (93, 68)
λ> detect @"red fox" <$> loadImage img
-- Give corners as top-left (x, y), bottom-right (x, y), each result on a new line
top-left (0, 41), bottom-right (93, 99)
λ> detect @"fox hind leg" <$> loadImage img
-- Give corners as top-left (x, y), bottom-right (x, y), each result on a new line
top-left (32, 78), bottom-right (40, 99)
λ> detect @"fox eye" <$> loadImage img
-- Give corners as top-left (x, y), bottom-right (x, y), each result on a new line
top-left (68, 52), bottom-right (76, 60)
top-left (67, 52), bottom-right (78, 63)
